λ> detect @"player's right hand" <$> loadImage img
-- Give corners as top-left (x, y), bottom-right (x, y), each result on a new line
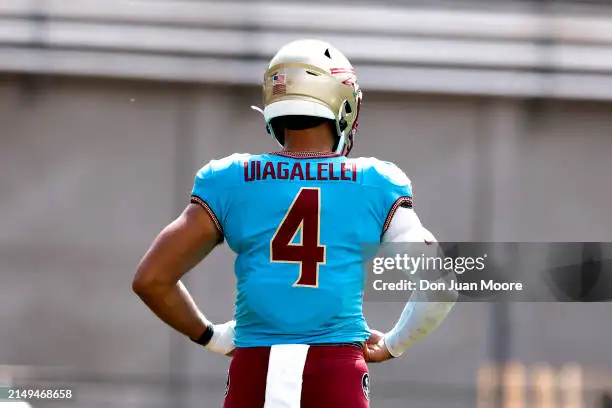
top-left (204, 320), bottom-right (236, 356)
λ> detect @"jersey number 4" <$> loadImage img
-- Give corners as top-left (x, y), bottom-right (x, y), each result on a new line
top-left (270, 188), bottom-right (326, 287)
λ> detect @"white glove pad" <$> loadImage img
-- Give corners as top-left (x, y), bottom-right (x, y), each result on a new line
top-left (204, 320), bottom-right (236, 355)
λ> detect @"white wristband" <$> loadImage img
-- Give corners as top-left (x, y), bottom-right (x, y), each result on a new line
top-left (204, 320), bottom-right (236, 355)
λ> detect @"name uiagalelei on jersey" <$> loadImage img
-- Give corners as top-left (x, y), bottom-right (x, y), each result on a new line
top-left (244, 159), bottom-right (358, 182)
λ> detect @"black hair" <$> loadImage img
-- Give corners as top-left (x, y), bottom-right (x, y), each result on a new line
top-left (270, 115), bottom-right (335, 146)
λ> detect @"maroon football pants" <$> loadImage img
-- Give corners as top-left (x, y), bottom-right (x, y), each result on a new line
top-left (222, 345), bottom-right (370, 408)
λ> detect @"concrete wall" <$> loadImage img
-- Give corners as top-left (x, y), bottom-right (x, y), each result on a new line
top-left (1, 76), bottom-right (611, 407)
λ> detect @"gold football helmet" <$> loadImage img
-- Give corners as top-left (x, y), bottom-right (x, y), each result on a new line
top-left (253, 39), bottom-right (363, 156)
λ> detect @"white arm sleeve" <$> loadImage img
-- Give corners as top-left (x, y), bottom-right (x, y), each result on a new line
top-left (381, 207), bottom-right (457, 358)
top-left (382, 206), bottom-right (427, 242)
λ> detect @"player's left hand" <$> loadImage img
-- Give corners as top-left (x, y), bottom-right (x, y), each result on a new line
top-left (363, 329), bottom-right (394, 363)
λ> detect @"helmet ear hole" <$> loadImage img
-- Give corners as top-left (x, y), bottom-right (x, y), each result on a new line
top-left (344, 101), bottom-right (352, 114)
top-left (339, 118), bottom-right (348, 132)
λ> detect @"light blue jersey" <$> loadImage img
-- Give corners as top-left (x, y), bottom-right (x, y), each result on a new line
top-left (191, 151), bottom-right (413, 347)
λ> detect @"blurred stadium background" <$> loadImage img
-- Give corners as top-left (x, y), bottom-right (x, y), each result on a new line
top-left (1, 0), bottom-right (612, 407)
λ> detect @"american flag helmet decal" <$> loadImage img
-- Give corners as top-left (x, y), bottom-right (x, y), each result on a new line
top-left (272, 74), bottom-right (286, 95)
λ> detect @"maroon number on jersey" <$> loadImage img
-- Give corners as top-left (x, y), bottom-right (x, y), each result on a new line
top-left (270, 188), bottom-right (326, 287)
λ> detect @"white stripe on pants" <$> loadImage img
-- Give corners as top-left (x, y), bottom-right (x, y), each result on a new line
top-left (264, 344), bottom-right (311, 408)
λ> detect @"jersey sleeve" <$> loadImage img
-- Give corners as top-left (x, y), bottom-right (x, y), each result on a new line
top-left (370, 160), bottom-right (414, 237)
top-left (190, 163), bottom-right (226, 240)
top-left (190, 154), bottom-right (249, 241)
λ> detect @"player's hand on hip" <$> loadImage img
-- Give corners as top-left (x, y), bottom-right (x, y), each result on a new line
top-left (204, 320), bottom-right (236, 356)
top-left (364, 329), bottom-right (394, 363)
top-left (366, 329), bottom-right (385, 346)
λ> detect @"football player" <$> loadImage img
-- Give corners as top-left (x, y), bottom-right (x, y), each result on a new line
top-left (133, 39), bottom-right (457, 408)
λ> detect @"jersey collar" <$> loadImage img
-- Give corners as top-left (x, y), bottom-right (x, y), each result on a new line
top-left (270, 151), bottom-right (341, 159)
